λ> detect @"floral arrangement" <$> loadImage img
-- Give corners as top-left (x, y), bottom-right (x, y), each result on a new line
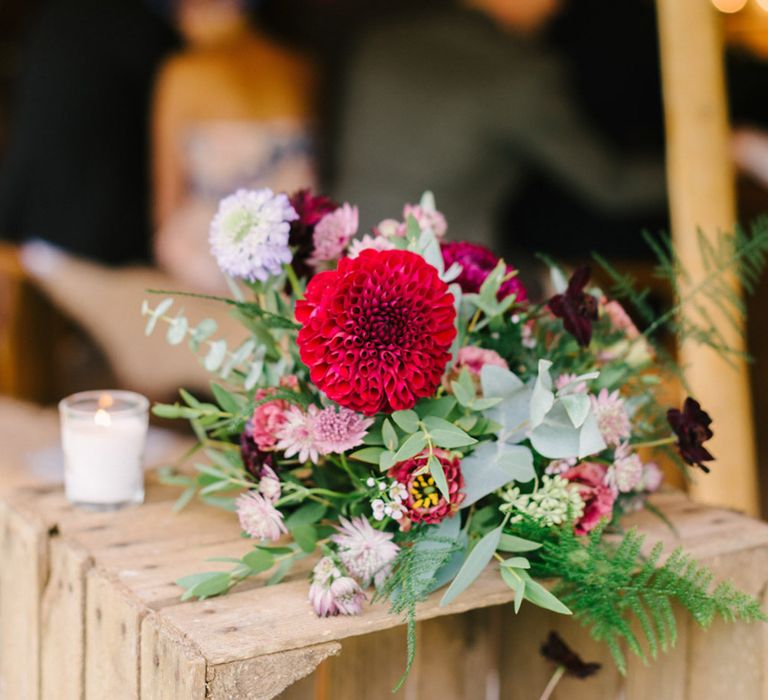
top-left (146, 188), bottom-right (766, 687)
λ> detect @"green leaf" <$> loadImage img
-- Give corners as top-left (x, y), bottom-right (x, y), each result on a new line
top-left (178, 572), bottom-right (230, 601)
top-left (415, 397), bottom-right (456, 419)
top-left (189, 318), bottom-right (218, 352)
top-left (501, 557), bottom-right (530, 570)
top-left (423, 416), bottom-right (477, 449)
top-left (382, 419), bottom-right (399, 451)
top-left (519, 571), bottom-right (571, 615)
top-left (256, 545), bottom-right (294, 555)
top-left (242, 549), bottom-right (275, 573)
top-left (204, 340), bottom-right (228, 372)
top-left (440, 525), bottom-right (502, 606)
top-left (285, 502), bottom-right (326, 527)
top-left (451, 379), bottom-right (475, 408)
top-left (498, 533), bottom-right (542, 553)
top-left (152, 403), bottom-right (183, 419)
top-left (166, 313), bottom-right (188, 345)
top-left (349, 447), bottom-right (385, 464)
top-left (379, 450), bottom-right (397, 472)
top-left (394, 432), bottom-right (427, 462)
top-left (210, 383), bottom-right (245, 415)
top-left (500, 566), bottom-right (526, 613)
top-left (289, 523), bottom-right (318, 553)
top-left (455, 414), bottom-right (478, 432)
top-left (392, 409), bottom-right (420, 433)
top-left (427, 454), bottom-right (449, 500)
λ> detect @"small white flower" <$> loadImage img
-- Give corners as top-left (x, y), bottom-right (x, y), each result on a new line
top-left (366, 477), bottom-right (376, 488)
top-left (371, 499), bottom-right (386, 521)
top-left (378, 482), bottom-right (387, 492)
top-left (389, 482), bottom-right (407, 503)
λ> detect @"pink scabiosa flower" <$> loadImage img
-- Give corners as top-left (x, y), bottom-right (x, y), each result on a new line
top-left (236, 490), bottom-right (288, 541)
top-left (296, 249), bottom-right (457, 415)
top-left (209, 188), bottom-right (297, 282)
top-left (445, 346), bottom-right (508, 392)
top-left (308, 203), bottom-right (359, 269)
top-left (640, 461), bottom-right (663, 492)
top-left (331, 516), bottom-right (399, 588)
top-left (562, 462), bottom-right (616, 535)
top-left (440, 241), bottom-right (528, 302)
top-left (590, 389), bottom-right (631, 446)
top-left (388, 449), bottom-right (465, 529)
top-left (313, 406), bottom-right (373, 454)
top-left (605, 443), bottom-right (643, 493)
top-left (346, 233), bottom-right (396, 259)
top-left (602, 299), bottom-right (640, 340)
top-left (275, 405), bottom-right (322, 464)
top-left (402, 203), bottom-right (448, 238)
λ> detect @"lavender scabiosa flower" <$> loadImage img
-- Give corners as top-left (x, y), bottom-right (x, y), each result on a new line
top-left (209, 188), bottom-right (297, 282)
top-left (236, 490), bottom-right (287, 541)
top-left (590, 389), bottom-right (631, 446)
top-left (331, 516), bottom-right (399, 588)
top-left (313, 406), bottom-right (373, 455)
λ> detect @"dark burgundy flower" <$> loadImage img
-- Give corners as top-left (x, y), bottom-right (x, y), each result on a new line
top-left (548, 266), bottom-right (598, 347)
top-left (240, 425), bottom-right (277, 481)
top-left (440, 241), bottom-right (528, 303)
top-left (289, 190), bottom-right (338, 277)
top-left (388, 449), bottom-right (465, 528)
top-left (666, 397), bottom-right (714, 472)
top-left (541, 631), bottom-right (601, 678)
top-left (296, 249), bottom-right (456, 415)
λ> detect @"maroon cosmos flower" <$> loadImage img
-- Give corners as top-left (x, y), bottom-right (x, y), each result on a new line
top-left (295, 249), bottom-right (457, 415)
top-left (540, 631), bottom-right (601, 679)
top-left (548, 266), bottom-right (599, 347)
top-left (666, 397), bottom-right (714, 472)
top-left (388, 449), bottom-right (465, 529)
top-left (289, 190), bottom-right (339, 277)
top-left (440, 241), bottom-right (528, 302)
top-left (240, 425), bottom-right (278, 481)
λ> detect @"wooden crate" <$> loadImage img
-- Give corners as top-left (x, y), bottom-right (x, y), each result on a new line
top-left (1, 400), bottom-right (768, 699)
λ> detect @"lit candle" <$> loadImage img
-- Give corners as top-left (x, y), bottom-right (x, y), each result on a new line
top-left (59, 390), bottom-right (149, 510)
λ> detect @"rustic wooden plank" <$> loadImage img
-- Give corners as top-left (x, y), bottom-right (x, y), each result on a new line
top-left (41, 537), bottom-right (92, 700)
top-left (140, 612), bottom-right (207, 700)
top-left (0, 499), bottom-right (48, 700)
top-left (85, 569), bottom-right (145, 700)
top-left (207, 643), bottom-right (341, 700)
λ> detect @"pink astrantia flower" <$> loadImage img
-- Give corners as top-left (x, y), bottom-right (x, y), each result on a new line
top-left (257, 465), bottom-right (282, 503)
top-left (308, 557), bottom-right (366, 617)
top-left (402, 203), bottom-right (448, 238)
top-left (236, 490), bottom-right (288, 541)
top-left (308, 203), bottom-right (359, 268)
top-left (275, 405), bottom-right (322, 464)
top-left (296, 250), bottom-right (456, 415)
top-left (331, 516), bottom-right (399, 588)
top-left (314, 406), bottom-right (373, 455)
top-left (590, 389), bottom-right (631, 446)
top-left (555, 373), bottom-right (589, 394)
top-left (346, 233), bottom-right (396, 259)
top-left (605, 443), bottom-right (643, 493)
top-left (562, 462), bottom-right (616, 535)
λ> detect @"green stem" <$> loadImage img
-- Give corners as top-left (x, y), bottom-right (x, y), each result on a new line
top-left (632, 436), bottom-right (676, 449)
top-left (539, 666), bottom-right (566, 700)
top-left (285, 265), bottom-right (304, 299)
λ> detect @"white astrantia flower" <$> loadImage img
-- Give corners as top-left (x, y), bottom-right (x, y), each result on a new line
top-left (209, 188), bottom-right (297, 282)
top-left (331, 516), bottom-right (399, 588)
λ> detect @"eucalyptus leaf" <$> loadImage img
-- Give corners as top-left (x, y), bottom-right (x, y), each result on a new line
top-left (285, 502), bottom-right (326, 527)
top-left (460, 442), bottom-right (534, 508)
top-left (349, 446), bottom-right (385, 464)
top-left (394, 432), bottom-right (427, 462)
top-left (166, 313), bottom-right (188, 345)
top-left (440, 525), bottom-right (502, 606)
top-left (520, 571), bottom-right (572, 615)
top-left (391, 409), bottom-right (420, 433)
top-left (242, 549), bottom-right (275, 573)
top-left (499, 565), bottom-right (526, 613)
top-left (497, 533), bottom-right (542, 553)
top-left (289, 523), bottom-right (318, 553)
top-left (204, 340), bottom-right (228, 372)
top-left (379, 450), bottom-right (396, 472)
top-left (180, 572), bottom-right (230, 600)
top-left (427, 454), bottom-right (449, 500)
top-left (422, 416), bottom-right (476, 448)
top-left (382, 419), bottom-right (398, 451)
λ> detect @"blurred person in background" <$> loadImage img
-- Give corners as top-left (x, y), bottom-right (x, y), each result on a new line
top-left (7, 0), bottom-right (318, 397)
top-left (332, 0), bottom-right (667, 262)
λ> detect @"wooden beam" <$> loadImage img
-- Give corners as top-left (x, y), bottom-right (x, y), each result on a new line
top-left (656, 0), bottom-right (759, 514)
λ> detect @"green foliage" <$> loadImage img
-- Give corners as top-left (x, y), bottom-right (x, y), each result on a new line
top-left (376, 526), bottom-right (463, 691)
top-left (513, 520), bottom-right (767, 673)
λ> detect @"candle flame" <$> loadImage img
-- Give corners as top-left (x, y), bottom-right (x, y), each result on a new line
top-left (98, 393), bottom-right (114, 409)
top-left (94, 409), bottom-right (112, 427)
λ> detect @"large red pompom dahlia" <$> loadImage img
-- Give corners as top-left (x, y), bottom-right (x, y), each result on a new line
top-left (295, 249), bottom-right (457, 415)
top-left (388, 449), bottom-right (465, 528)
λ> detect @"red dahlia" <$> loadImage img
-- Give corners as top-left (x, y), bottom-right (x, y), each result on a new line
top-left (296, 249), bottom-right (457, 415)
top-left (388, 449), bottom-right (465, 527)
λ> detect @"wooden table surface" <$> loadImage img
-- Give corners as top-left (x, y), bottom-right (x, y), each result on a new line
top-left (1, 397), bottom-right (768, 700)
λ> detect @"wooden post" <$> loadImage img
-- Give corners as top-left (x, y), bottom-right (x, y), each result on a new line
top-left (656, 0), bottom-right (759, 514)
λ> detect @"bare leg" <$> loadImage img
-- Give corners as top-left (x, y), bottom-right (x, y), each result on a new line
top-left (20, 241), bottom-right (245, 400)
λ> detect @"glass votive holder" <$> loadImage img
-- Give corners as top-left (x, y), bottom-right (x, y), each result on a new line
top-left (59, 390), bottom-right (149, 511)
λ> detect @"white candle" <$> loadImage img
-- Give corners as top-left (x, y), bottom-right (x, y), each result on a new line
top-left (59, 391), bottom-right (149, 510)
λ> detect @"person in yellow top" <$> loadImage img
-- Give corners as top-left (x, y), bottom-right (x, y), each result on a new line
top-left (20, 0), bottom-right (318, 397)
